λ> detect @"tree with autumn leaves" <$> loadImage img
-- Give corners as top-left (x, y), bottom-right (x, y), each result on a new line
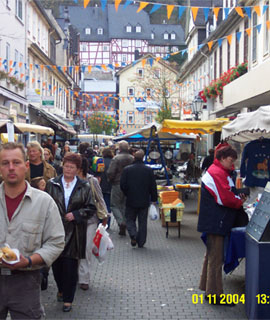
top-left (88, 112), bottom-right (117, 135)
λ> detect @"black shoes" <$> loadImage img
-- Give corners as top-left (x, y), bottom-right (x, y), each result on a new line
top-left (119, 223), bottom-right (126, 236)
top-left (130, 237), bottom-right (137, 247)
top-left (80, 283), bottom-right (89, 291)
top-left (63, 304), bottom-right (72, 312)
top-left (57, 293), bottom-right (63, 302)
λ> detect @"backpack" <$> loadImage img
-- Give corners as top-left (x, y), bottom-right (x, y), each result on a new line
top-left (92, 156), bottom-right (105, 173)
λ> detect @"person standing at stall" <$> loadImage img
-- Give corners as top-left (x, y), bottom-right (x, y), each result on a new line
top-left (198, 145), bottom-right (246, 305)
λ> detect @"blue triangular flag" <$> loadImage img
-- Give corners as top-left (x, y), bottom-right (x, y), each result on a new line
top-left (101, 0), bottom-right (107, 11)
top-left (263, 5), bottom-right (268, 15)
top-left (245, 7), bottom-right (251, 19)
top-left (95, 65), bottom-right (102, 69)
top-left (178, 7), bottom-right (186, 20)
top-left (198, 44), bottom-right (204, 50)
top-left (181, 49), bottom-right (187, 56)
top-left (256, 24), bottom-right (262, 34)
top-left (25, 75), bottom-right (29, 81)
top-left (236, 31), bottom-right (242, 42)
top-left (12, 61), bottom-right (17, 67)
top-left (14, 71), bottom-right (18, 75)
top-left (150, 4), bottom-right (162, 14)
top-left (132, 60), bottom-right (137, 66)
top-left (48, 84), bottom-right (52, 90)
top-left (203, 8), bottom-right (210, 22)
top-left (224, 7), bottom-right (230, 20)
top-left (108, 64), bottom-right (114, 69)
top-left (81, 65), bottom-right (86, 73)
top-left (69, 66), bottom-right (72, 74)
top-left (123, 0), bottom-right (132, 9)
top-left (3, 59), bottom-right (7, 65)
top-left (35, 64), bottom-right (39, 69)
top-left (149, 58), bottom-right (154, 67)
top-left (73, 0), bottom-right (78, 3)
top-left (57, 66), bottom-right (62, 72)
top-left (218, 38), bottom-right (223, 47)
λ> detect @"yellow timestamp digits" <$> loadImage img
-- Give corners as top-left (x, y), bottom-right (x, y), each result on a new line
top-left (192, 294), bottom-right (245, 304)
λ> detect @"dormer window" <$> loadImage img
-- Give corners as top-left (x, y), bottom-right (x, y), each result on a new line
top-left (85, 27), bottom-right (91, 35)
top-left (151, 32), bottom-right (155, 39)
top-left (97, 27), bottom-right (103, 35)
top-left (126, 25), bottom-right (132, 33)
top-left (164, 32), bottom-right (169, 40)
top-left (171, 32), bottom-right (176, 40)
top-left (136, 25), bottom-right (141, 33)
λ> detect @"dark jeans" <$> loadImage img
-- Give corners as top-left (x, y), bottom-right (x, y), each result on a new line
top-left (125, 206), bottom-right (148, 247)
top-left (102, 193), bottom-right (111, 229)
top-left (0, 270), bottom-right (42, 319)
top-left (52, 257), bottom-right (78, 303)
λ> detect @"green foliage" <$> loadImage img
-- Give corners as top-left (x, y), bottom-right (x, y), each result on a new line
top-left (88, 112), bottom-right (117, 135)
top-left (155, 105), bottom-right (172, 123)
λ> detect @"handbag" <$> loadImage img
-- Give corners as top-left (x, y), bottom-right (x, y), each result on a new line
top-left (233, 207), bottom-right (249, 227)
top-left (89, 176), bottom-right (107, 220)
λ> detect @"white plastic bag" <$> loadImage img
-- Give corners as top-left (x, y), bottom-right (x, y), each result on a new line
top-left (148, 204), bottom-right (159, 220)
top-left (92, 224), bottom-right (114, 263)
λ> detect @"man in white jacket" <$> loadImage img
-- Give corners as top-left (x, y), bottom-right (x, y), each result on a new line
top-left (0, 142), bottom-right (65, 319)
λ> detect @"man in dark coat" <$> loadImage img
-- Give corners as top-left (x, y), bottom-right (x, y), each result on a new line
top-left (120, 149), bottom-right (157, 248)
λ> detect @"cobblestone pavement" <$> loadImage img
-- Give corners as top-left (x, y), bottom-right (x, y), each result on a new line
top-left (41, 198), bottom-right (247, 320)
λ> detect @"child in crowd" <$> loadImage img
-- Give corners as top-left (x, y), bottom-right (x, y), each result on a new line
top-left (30, 176), bottom-right (46, 191)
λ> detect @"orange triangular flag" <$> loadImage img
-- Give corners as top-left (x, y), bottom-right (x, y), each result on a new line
top-left (29, 64), bottom-right (33, 70)
top-left (32, 78), bottom-right (35, 83)
top-left (101, 64), bottom-right (107, 71)
top-left (227, 34), bottom-right (232, 45)
top-left (75, 66), bottom-right (80, 73)
top-left (84, 0), bottom-right (90, 8)
top-left (156, 57), bottom-right (161, 62)
top-left (52, 65), bottom-right (57, 70)
top-left (207, 41), bottom-right (213, 51)
top-left (115, 63), bottom-right (120, 68)
top-left (235, 7), bottom-right (244, 18)
top-left (115, 0), bottom-right (121, 12)
top-left (191, 7), bottom-right (199, 22)
top-left (167, 5), bottom-right (175, 20)
top-left (63, 66), bottom-right (67, 72)
top-left (9, 60), bottom-right (13, 66)
top-left (43, 81), bottom-right (46, 87)
top-left (213, 7), bottom-right (220, 20)
top-left (246, 28), bottom-right (251, 37)
top-left (137, 2), bottom-right (148, 13)
top-left (141, 59), bottom-right (146, 68)
top-left (87, 65), bottom-right (92, 73)
top-left (18, 62), bottom-right (23, 68)
top-left (254, 6), bottom-right (261, 17)
top-left (40, 65), bottom-right (44, 70)
top-left (9, 68), bottom-right (13, 74)
top-left (20, 73), bottom-right (24, 78)
top-left (266, 20), bottom-right (270, 30)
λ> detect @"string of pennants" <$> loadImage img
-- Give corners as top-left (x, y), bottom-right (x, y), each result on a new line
top-left (81, 0), bottom-right (269, 23)
top-left (0, 16), bottom-right (269, 86)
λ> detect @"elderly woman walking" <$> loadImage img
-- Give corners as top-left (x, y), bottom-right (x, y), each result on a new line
top-left (46, 153), bottom-right (96, 312)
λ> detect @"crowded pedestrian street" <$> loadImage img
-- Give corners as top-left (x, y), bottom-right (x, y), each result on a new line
top-left (41, 198), bottom-right (247, 320)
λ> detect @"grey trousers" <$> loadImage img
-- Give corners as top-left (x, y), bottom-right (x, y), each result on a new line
top-left (199, 234), bottom-right (224, 297)
top-left (126, 206), bottom-right (148, 247)
top-left (110, 184), bottom-right (126, 225)
top-left (0, 270), bottom-right (43, 319)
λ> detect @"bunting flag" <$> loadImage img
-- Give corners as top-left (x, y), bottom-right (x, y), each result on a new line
top-left (101, 0), bottom-right (107, 11)
top-left (123, 0), bottom-right (132, 9)
top-left (167, 5), bottom-right (174, 20)
top-left (178, 6), bottom-right (186, 20)
top-left (254, 6), bottom-right (261, 17)
top-left (223, 7), bottom-right (230, 20)
top-left (150, 4), bottom-right (161, 14)
top-left (263, 5), bottom-right (269, 15)
top-left (191, 7), bottom-right (199, 22)
top-left (245, 7), bottom-right (251, 19)
top-left (227, 34), bottom-right (232, 45)
top-left (203, 7), bottom-right (210, 22)
top-left (236, 31), bottom-right (242, 42)
top-left (256, 24), bottom-right (262, 33)
top-left (137, 2), bottom-right (148, 13)
top-left (246, 28), bottom-right (251, 36)
top-left (84, 0), bottom-right (90, 8)
top-left (217, 38), bottom-right (223, 47)
top-left (213, 7), bottom-right (220, 20)
top-left (235, 7), bottom-right (244, 18)
top-left (207, 41), bottom-right (213, 51)
top-left (267, 20), bottom-right (270, 30)
top-left (115, 0), bottom-right (121, 12)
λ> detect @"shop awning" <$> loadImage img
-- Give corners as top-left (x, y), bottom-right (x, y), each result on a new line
top-left (161, 119), bottom-right (230, 135)
top-left (0, 121), bottom-right (54, 135)
top-left (28, 105), bottom-right (76, 136)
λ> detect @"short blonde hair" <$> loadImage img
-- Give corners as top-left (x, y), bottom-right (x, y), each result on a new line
top-left (27, 141), bottom-right (44, 161)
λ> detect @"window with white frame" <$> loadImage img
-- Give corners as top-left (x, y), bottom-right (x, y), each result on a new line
top-left (16, 0), bottom-right (23, 20)
top-left (85, 27), bottom-right (91, 35)
top-left (126, 25), bottom-right (132, 33)
top-left (127, 111), bottom-right (134, 124)
top-left (252, 12), bottom-right (257, 62)
top-left (264, 2), bottom-right (269, 55)
top-left (122, 54), bottom-right (127, 62)
top-left (155, 46), bottom-right (160, 53)
top-left (136, 25), bottom-right (141, 33)
top-left (137, 68), bottom-right (144, 78)
top-left (122, 39), bottom-right (129, 47)
top-left (127, 87), bottom-right (135, 96)
top-left (103, 45), bottom-right (109, 51)
top-left (144, 112), bottom-right (152, 124)
top-left (135, 40), bottom-right (141, 47)
top-left (164, 32), bottom-right (169, 40)
top-left (151, 32), bottom-right (155, 39)
top-left (153, 68), bottom-right (160, 79)
top-left (97, 28), bottom-right (103, 35)
top-left (171, 32), bottom-right (176, 40)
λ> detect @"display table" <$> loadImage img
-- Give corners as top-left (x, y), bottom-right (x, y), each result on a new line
top-left (201, 227), bottom-right (246, 274)
top-left (174, 184), bottom-right (201, 214)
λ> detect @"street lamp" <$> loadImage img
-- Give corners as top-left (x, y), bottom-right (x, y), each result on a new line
top-left (191, 96), bottom-right (204, 120)
top-left (74, 117), bottom-right (81, 133)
